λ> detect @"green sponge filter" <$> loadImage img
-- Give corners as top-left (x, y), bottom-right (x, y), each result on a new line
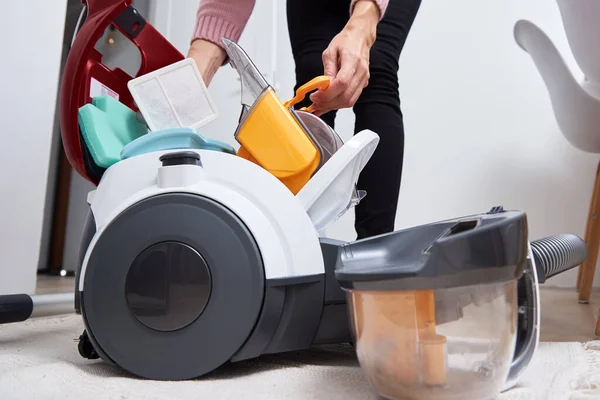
top-left (78, 96), bottom-right (148, 169)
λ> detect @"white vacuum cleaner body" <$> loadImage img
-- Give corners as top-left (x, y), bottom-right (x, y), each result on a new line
top-left (75, 127), bottom-right (379, 380)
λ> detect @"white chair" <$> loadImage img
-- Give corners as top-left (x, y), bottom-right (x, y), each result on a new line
top-left (514, 0), bottom-right (600, 335)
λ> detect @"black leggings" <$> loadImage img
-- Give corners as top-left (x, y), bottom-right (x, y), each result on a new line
top-left (287, 0), bottom-right (421, 239)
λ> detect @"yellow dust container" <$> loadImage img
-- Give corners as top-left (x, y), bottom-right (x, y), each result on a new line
top-left (222, 36), bottom-right (331, 194)
top-left (235, 87), bottom-right (320, 195)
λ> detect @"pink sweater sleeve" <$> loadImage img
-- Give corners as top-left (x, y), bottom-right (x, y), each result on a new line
top-left (192, 0), bottom-right (388, 49)
top-left (191, 0), bottom-right (256, 46)
top-left (351, 0), bottom-right (389, 19)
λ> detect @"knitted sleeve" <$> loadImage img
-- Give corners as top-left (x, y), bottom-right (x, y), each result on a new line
top-left (191, 0), bottom-right (387, 49)
top-left (191, 0), bottom-right (256, 46)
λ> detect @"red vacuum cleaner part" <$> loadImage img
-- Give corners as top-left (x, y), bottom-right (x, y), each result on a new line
top-left (60, 0), bottom-right (184, 185)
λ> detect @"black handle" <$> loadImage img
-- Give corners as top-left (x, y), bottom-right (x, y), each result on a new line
top-left (160, 151), bottom-right (201, 167)
top-left (0, 294), bottom-right (33, 324)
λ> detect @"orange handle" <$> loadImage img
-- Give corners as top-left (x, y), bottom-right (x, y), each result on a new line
top-left (283, 76), bottom-right (330, 113)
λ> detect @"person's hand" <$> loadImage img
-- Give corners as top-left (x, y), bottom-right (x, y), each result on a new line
top-left (187, 39), bottom-right (227, 86)
top-left (309, 0), bottom-right (380, 116)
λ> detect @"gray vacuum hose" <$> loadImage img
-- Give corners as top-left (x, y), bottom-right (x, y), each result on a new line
top-left (530, 234), bottom-right (588, 283)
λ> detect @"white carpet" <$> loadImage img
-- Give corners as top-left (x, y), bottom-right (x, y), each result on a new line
top-left (1, 315), bottom-right (599, 400)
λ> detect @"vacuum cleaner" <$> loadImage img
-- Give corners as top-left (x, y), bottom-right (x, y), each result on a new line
top-left (0, 1), bottom-right (589, 398)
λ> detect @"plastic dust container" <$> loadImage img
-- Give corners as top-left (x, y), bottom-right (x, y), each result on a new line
top-left (294, 110), bottom-right (342, 169)
top-left (221, 38), bottom-right (321, 195)
top-left (127, 58), bottom-right (218, 132)
top-left (335, 210), bottom-right (529, 400)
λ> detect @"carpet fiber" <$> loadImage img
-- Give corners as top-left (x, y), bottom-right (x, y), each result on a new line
top-left (1, 315), bottom-right (599, 400)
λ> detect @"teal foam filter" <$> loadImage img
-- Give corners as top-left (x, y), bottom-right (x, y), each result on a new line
top-left (77, 95), bottom-right (148, 168)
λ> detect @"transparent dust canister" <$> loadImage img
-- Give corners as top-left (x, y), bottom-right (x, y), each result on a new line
top-left (335, 210), bottom-right (529, 400)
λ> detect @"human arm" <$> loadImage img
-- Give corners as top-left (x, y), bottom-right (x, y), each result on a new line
top-left (309, 0), bottom-right (388, 116)
top-left (187, 0), bottom-right (256, 85)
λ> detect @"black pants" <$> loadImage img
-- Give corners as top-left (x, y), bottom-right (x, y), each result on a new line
top-left (287, 0), bottom-right (421, 239)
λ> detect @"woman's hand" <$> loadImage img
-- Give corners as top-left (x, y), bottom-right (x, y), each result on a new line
top-left (187, 39), bottom-right (227, 86)
top-left (309, 0), bottom-right (380, 116)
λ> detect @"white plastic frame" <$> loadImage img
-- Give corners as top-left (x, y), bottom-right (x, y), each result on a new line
top-left (297, 129), bottom-right (379, 232)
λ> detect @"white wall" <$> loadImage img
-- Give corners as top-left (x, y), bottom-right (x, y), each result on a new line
top-left (145, 0), bottom-right (599, 288)
top-left (0, 1), bottom-right (68, 294)
top-left (400, 0), bottom-right (597, 288)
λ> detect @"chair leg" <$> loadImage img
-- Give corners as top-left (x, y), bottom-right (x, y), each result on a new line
top-left (578, 161), bottom-right (600, 303)
top-left (596, 309), bottom-right (600, 337)
top-left (577, 259), bottom-right (584, 290)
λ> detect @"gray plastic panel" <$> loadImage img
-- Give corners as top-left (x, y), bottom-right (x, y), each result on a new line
top-left (263, 279), bottom-right (325, 355)
top-left (312, 238), bottom-right (352, 345)
top-left (505, 256), bottom-right (540, 390)
top-left (234, 238), bottom-right (351, 360)
top-left (335, 209), bottom-right (529, 291)
top-left (124, 241), bottom-right (212, 332)
top-left (319, 238), bottom-right (348, 304)
top-left (230, 285), bottom-right (286, 362)
top-left (81, 193), bottom-right (264, 380)
top-left (312, 304), bottom-right (352, 345)
top-left (75, 208), bottom-right (96, 314)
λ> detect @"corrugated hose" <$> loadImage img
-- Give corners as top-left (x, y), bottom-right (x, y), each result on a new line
top-left (530, 234), bottom-right (588, 283)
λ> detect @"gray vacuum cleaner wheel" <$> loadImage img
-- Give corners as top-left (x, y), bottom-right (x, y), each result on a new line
top-left (81, 193), bottom-right (265, 380)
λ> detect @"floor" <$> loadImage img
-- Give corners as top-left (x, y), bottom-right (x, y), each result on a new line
top-left (36, 274), bottom-right (76, 295)
top-left (36, 275), bottom-right (600, 342)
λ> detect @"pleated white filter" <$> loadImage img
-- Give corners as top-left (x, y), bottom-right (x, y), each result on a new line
top-left (128, 58), bottom-right (218, 132)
